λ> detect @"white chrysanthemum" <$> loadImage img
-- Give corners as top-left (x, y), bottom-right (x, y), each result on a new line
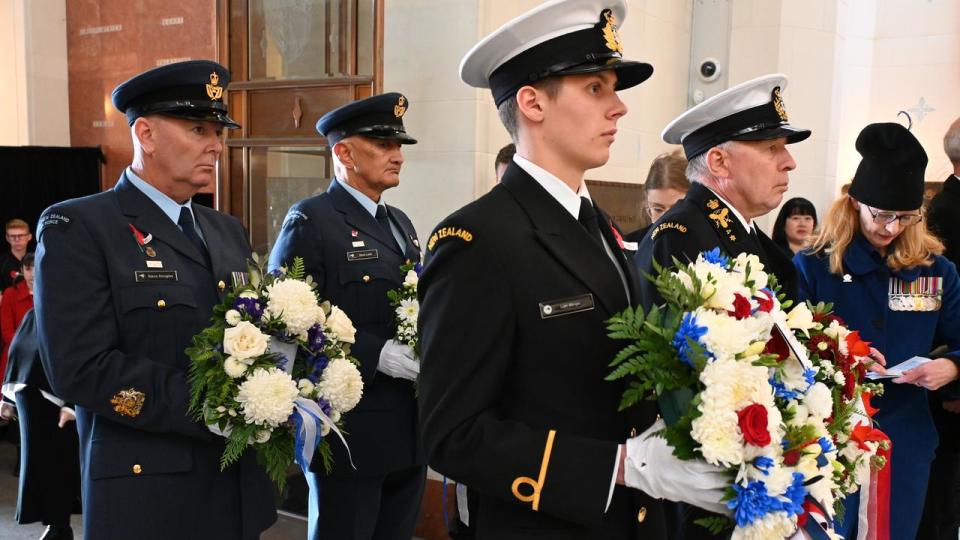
top-left (732, 252), bottom-right (769, 291)
top-left (731, 511), bottom-right (796, 540)
top-left (223, 321), bottom-right (270, 362)
top-left (235, 367), bottom-right (299, 427)
top-left (692, 357), bottom-right (782, 467)
top-left (224, 356), bottom-right (247, 378)
top-left (264, 279), bottom-right (325, 339)
top-left (396, 298), bottom-right (419, 325)
top-left (225, 309), bottom-right (242, 326)
top-left (677, 258), bottom-right (750, 311)
top-left (403, 269), bottom-right (419, 287)
top-left (326, 306), bottom-right (357, 344)
top-left (804, 382), bottom-right (833, 420)
top-left (317, 358), bottom-right (363, 413)
top-left (695, 308), bottom-right (773, 362)
top-left (785, 302), bottom-right (816, 336)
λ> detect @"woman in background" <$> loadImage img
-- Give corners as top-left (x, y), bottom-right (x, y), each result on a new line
top-left (625, 149), bottom-right (689, 243)
top-left (1, 252), bottom-right (34, 376)
top-left (794, 123), bottom-right (960, 539)
top-left (772, 197), bottom-right (818, 255)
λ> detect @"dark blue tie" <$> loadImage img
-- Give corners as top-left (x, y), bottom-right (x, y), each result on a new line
top-left (178, 206), bottom-right (209, 264)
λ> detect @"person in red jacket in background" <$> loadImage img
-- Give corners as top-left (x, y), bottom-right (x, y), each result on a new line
top-left (1, 252), bottom-right (33, 375)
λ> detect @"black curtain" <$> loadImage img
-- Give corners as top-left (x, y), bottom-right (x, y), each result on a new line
top-left (0, 146), bottom-right (103, 245)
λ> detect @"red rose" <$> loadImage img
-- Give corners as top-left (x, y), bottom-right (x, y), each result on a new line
top-left (737, 403), bottom-right (771, 447)
top-left (728, 293), bottom-right (752, 320)
top-left (783, 449), bottom-right (801, 466)
top-left (763, 329), bottom-right (790, 362)
top-left (755, 290), bottom-right (775, 313)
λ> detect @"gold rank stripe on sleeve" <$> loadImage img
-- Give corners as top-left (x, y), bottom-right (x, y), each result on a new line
top-left (511, 429), bottom-right (557, 511)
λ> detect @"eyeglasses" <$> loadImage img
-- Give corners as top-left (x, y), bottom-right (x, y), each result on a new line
top-left (6, 233), bottom-right (30, 241)
top-left (866, 206), bottom-right (923, 227)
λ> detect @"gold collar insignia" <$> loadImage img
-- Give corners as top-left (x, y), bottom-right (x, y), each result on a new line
top-left (601, 10), bottom-right (623, 54)
top-left (709, 207), bottom-right (731, 229)
top-left (206, 72), bottom-right (223, 101)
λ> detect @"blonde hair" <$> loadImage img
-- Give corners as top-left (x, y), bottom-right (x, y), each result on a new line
top-left (809, 194), bottom-right (944, 274)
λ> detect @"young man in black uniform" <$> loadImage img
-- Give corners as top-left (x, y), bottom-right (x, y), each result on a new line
top-left (269, 93), bottom-right (424, 540)
top-left (417, 1), bottom-right (729, 538)
top-left (34, 60), bottom-right (277, 540)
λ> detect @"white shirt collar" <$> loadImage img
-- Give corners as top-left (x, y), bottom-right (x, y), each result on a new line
top-left (703, 185), bottom-right (753, 232)
top-left (512, 154), bottom-right (591, 220)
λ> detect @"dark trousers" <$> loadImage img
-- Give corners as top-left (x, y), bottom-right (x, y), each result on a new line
top-left (14, 387), bottom-right (80, 526)
top-left (307, 464), bottom-right (426, 540)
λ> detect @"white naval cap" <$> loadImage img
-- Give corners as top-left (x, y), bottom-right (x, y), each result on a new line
top-left (661, 73), bottom-right (811, 159)
top-left (459, 0), bottom-right (653, 107)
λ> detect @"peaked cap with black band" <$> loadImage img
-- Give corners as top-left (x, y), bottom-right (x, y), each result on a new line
top-left (316, 92), bottom-right (418, 146)
top-left (849, 122), bottom-right (928, 211)
top-left (662, 74), bottom-right (811, 159)
top-left (112, 60), bottom-right (240, 128)
top-left (459, 0), bottom-right (653, 107)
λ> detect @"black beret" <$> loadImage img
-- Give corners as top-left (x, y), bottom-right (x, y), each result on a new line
top-left (849, 123), bottom-right (927, 211)
top-left (112, 60), bottom-right (239, 128)
top-left (315, 92), bottom-right (417, 146)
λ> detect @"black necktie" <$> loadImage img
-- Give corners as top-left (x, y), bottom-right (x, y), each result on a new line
top-left (376, 205), bottom-right (399, 247)
top-left (578, 197), bottom-right (603, 245)
top-left (178, 207), bottom-right (209, 263)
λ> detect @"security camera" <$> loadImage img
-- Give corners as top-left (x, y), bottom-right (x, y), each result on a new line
top-left (698, 58), bottom-right (721, 82)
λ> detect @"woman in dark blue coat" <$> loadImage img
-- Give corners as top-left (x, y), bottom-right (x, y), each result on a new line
top-left (794, 123), bottom-right (960, 539)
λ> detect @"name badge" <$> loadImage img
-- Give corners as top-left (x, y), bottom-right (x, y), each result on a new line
top-left (888, 276), bottom-right (942, 312)
top-left (347, 249), bottom-right (379, 262)
top-left (538, 293), bottom-right (595, 319)
top-left (134, 270), bottom-right (179, 282)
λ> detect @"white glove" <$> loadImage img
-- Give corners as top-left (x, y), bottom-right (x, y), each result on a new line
top-left (623, 419), bottom-right (730, 515)
top-left (377, 340), bottom-right (419, 381)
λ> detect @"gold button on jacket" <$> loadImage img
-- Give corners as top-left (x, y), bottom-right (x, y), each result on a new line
top-left (132, 464), bottom-right (142, 474)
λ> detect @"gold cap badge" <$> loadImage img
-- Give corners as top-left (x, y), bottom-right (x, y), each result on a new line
top-left (394, 95), bottom-right (407, 118)
top-left (206, 71), bottom-right (223, 101)
top-left (111, 388), bottom-right (145, 418)
top-left (601, 10), bottom-right (624, 54)
top-left (772, 87), bottom-right (788, 122)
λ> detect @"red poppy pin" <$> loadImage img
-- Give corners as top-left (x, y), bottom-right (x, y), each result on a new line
top-left (351, 230), bottom-right (359, 237)
top-left (128, 224), bottom-right (154, 253)
top-left (609, 222), bottom-right (625, 249)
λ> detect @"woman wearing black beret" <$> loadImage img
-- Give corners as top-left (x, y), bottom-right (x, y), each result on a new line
top-left (794, 122), bottom-right (960, 539)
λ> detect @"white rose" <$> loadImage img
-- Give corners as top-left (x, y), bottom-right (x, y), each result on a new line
top-left (326, 306), bottom-right (357, 344)
top-left (785, 302), bottom-right (816, 335)
top-left (225, 309), bottom-right (242, 326)
top-left (298, 378), bottom-right (315, 397)
top-left (224, 356), bottom-right (248, 378)
top-left (223, 320), bottom-right (270, 361)
top-left (403, 269), bottom-right (419, 287)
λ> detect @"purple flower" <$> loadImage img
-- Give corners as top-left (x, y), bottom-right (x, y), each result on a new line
top-left (307, 324), bottom-right (326, 352)
top-left (414, 262), bottom-right (423, 275)
top-left (234, 297), bottom-right (264, 319)
top-left (305, 353), bottom-right (329, 383)
top-left (316, 397), bottom-right (333, 418)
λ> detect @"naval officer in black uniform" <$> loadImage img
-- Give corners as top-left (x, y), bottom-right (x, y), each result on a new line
top-left (417, 2), bottom-right (729, 538)
top-left (634, 74), bottom-right (811, 540)
top-left (635, 74), bottom-right (811, 310)
top-left (269, 93), bottom-right (424, 540)
top-left (34, 60), bottom-right (277, 539)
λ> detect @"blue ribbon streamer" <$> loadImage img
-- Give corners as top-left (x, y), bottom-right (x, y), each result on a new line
top-left (291, 397), bottom-right (355, 471)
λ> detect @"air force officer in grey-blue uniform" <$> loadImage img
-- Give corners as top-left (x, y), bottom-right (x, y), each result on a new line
top-left (269, 93), bottom-right (425, 540)
top-left (34, 60), bottom-right (277, 540)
